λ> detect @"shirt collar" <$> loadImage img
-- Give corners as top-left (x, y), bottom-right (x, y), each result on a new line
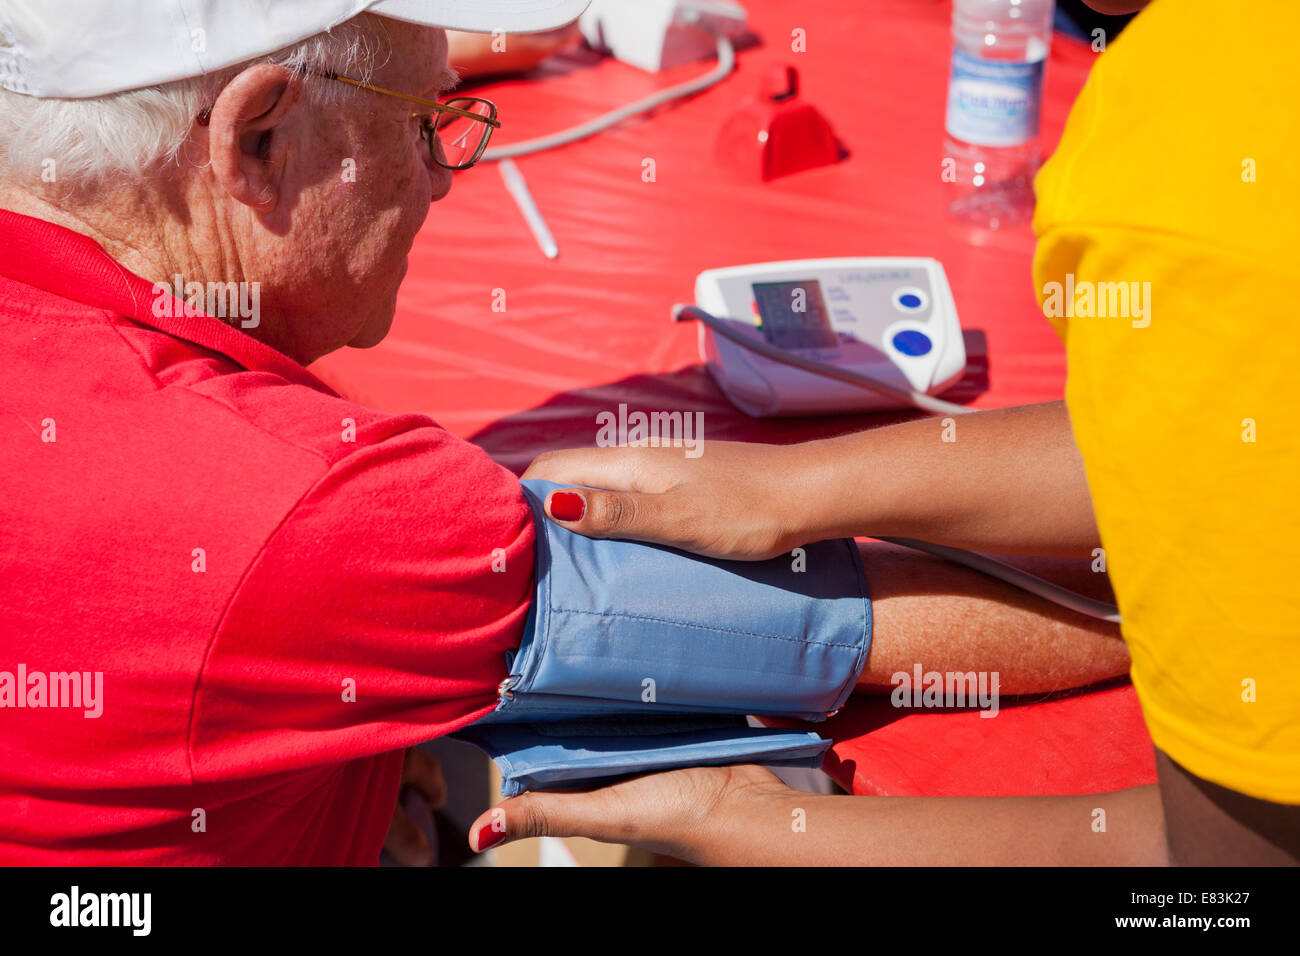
top-left (0, 208), bottom-right (338, 394)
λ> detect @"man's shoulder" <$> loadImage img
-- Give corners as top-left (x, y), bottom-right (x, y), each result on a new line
top-left (2, 294), bottom-right (528, 546)
top-left (179, 346), bottom-right (460, 470)
top-left (147, 330), bottom-right (533, 551)
top-left (94, 307), bottom-right (507, 480)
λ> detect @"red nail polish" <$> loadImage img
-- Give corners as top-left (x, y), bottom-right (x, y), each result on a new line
top-left (477, 826), bottom-right (507, 852)
top-left (549, 491), bottom-right (585, 521)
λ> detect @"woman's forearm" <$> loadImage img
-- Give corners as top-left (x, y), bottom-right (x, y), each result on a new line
top-left (697, 784), bottom-right (1167, 866)
top-left (792, 401), bottom-right (1102, 556)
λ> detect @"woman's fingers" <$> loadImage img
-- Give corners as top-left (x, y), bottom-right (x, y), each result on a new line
top-left (525, 442), bottom-right (794, 559)
top-left (467, 765), bottom-right (790, 860)
top-left (543, 486), bottom-right (683, 548)
top-left (523, 446), bottom-right (676, 493)
top-left (540, 484), bottom-right (786, 560)
top-left (468, 789), bottom-right (613, 852)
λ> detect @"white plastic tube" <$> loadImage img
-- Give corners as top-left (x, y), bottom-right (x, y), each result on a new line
top-left (482, 33), bottom-right (736, 161)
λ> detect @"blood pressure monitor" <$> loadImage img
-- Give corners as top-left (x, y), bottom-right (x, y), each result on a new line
top-left (692, 258), bottom-right (966, 416)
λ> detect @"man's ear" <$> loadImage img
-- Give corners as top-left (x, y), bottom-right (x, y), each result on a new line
top-left (206, 64), bottom-right (302, 212)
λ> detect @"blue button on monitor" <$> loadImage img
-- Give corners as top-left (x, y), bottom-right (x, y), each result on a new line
top-left (891, 286), bottom-right (929, 314)
top-left (891, 329), bottom-right (932, 356)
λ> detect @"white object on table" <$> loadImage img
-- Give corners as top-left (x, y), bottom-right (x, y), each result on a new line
top-left (498, 158), bottom-right (559, 260)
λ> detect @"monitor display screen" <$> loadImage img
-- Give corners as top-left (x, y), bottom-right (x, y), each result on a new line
top-left (752, 279), bottom-right (838, 350)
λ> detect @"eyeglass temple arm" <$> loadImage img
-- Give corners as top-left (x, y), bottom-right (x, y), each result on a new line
top-left (314, 70), bottom-right (501, 127)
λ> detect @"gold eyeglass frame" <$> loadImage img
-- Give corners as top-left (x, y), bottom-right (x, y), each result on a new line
top-left (197, 68), bottom-right (501, 171)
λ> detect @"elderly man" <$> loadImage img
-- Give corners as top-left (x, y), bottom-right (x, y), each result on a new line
top-left (0, 0), bottom-right (595, 866)
top-left (0, 1), bottom-right (1131, 866)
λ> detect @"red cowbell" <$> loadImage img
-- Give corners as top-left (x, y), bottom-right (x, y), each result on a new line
top-left (715, 63), bottom-right (842, 182)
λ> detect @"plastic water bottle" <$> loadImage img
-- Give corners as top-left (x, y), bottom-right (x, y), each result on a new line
top-left (943, 0), bottom-right (1055, 228)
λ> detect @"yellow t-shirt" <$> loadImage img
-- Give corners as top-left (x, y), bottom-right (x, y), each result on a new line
top-left (1033, 0), bottom-right (1300, 803)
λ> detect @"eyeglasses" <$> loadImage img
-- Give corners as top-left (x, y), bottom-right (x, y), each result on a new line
top-left (197, 69), bottom-right (501, 171)
top-left (315, 69), bottom-right (500, 170)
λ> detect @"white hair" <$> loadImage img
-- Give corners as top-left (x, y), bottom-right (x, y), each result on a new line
top-left (0, 16), bottom-right (390, 191)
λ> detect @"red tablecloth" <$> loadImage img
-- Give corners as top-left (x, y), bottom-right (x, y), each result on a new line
top-left (313, 0), bottom-right (1156, 797)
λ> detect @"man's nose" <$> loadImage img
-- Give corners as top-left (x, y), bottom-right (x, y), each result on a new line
top-left (429, 165), bottom-right (453, 203)
top-left (427, 137), bottom-right (453, 203)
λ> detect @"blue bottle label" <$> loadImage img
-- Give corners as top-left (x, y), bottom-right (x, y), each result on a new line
top-left (945, 48), bottom-right (1044, 147)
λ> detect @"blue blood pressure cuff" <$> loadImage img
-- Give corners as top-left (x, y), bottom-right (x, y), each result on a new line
top-left (453, 479), bottom-right (871, 796)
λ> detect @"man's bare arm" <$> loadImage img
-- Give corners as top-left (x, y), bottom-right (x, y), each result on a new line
top-left (859, 540), bottom-right (1126, 692)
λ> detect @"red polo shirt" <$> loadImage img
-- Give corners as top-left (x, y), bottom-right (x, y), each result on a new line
top-left (0, 210), bottom-right (533, 864)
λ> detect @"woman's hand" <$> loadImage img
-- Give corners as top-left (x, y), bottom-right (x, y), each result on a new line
top-left (468, 764), bottom-right (794, 865)
top-left (522, 442), bottom-right (817, 560)
top-left (468, 760), bottom-right (1173, 866)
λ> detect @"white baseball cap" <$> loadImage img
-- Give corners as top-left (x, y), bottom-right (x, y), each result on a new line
top-left (0, 0), bottom-right (590, 98)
